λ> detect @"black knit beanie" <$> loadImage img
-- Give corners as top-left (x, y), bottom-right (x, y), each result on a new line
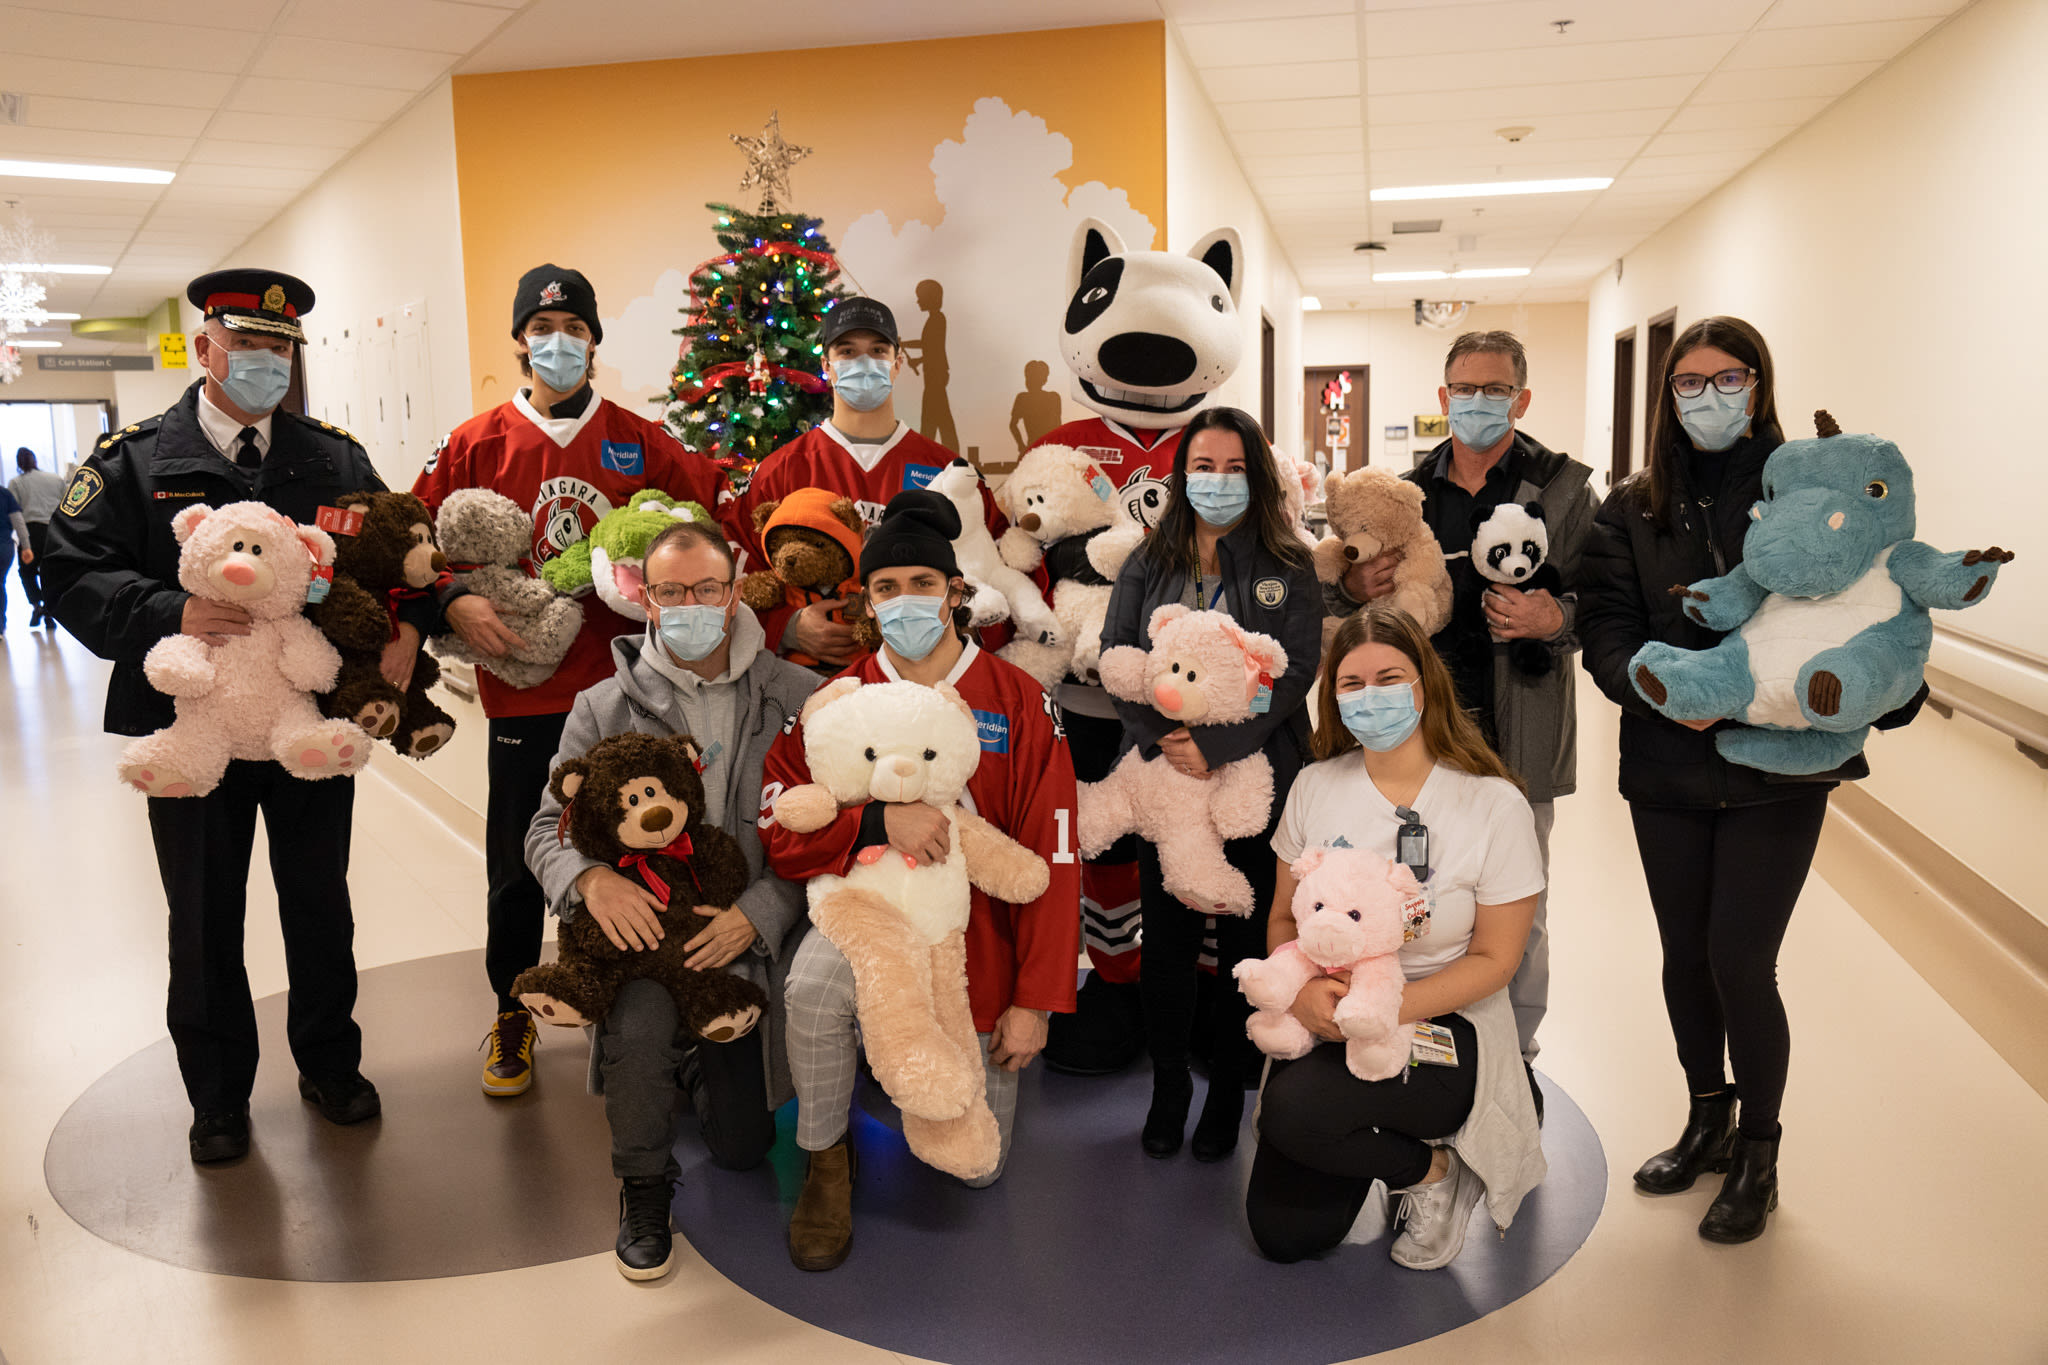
top-left (859, 489), bottom-right (961, 582)
top-left (512, 265), bottom-right (603, 343)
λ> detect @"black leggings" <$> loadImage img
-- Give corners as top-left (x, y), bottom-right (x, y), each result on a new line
top-left (1245, 1014), bottom-right (1479, 1263)
top-left (1138, 835), bottom-right (1271, 1083)
top-left (1628, 793), bottom-right (1830, 1139)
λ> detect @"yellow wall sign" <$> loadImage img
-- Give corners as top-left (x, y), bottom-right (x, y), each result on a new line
top-left (159, 332), bottom-right (188, 370)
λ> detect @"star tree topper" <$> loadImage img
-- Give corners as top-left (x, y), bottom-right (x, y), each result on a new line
top-left (730, 111), bottom-right (812, 212)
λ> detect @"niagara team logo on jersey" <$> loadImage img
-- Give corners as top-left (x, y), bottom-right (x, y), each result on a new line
top-left (1120, 473), bottom-right (1171, 529)
top-left (1040, 690), bottom-right (1067, 741)
top-left (424, 434), bottom-right (448, 475)
top-left (537, 280), bottom-right (566, 306)
top-left (530, 476), bottom-right (611, 565)
top-left (853, 499), bottom-right (888, 526)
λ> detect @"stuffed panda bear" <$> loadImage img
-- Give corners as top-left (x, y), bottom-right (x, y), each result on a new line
top-left (1469, 501), bottom-right (1562, 678)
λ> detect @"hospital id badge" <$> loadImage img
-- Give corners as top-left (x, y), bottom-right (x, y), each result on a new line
top-left (1409, 1021), bottom-right (1460, 1068)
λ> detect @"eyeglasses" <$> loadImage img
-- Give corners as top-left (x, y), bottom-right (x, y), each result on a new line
top-left (1445, 383), bottom-right (1520, 400)
top-left (646, 578), bottom-right (732, 608)
top-left (1669, 367), bottom-right (1755, 398)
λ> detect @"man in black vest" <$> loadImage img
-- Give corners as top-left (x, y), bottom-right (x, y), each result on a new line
top-left (43, 269), bottom-right (423, 1163)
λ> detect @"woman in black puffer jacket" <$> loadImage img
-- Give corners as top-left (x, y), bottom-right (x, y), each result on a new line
top-left (1579, 316), bottom-right (1919, 1247)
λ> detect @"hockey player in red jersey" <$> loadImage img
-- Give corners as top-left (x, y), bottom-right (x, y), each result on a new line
top-left (722, 296), bottom-right (1002, 669)
top-left (763, 490), bottom-right (1078, 1271)
top-left (1029, 218), bottom-right (1248, 1075)
top-left (419, 264), bottom-right (725, 1098)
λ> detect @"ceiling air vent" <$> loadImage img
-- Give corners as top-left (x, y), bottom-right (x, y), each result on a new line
top-left (0, 94), bottom-right (25, 126)
top-left (1391, 219), bottom-right (1441, 234)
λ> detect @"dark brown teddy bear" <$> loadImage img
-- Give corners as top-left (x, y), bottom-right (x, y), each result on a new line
top-left (737, 487), bottom-right (874, 667)
top-left (513, 732), bottom-right (767, 1041)
top-left (308, 491), bottom-right (456, 759)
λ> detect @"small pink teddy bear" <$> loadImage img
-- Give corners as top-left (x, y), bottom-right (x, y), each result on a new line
top-left (1077, 604), bottom-right (1287, 916)
top-left (1234, 847), bottom-right (1429, 1081)
top-left (119, 501), bottom-right (372, 799)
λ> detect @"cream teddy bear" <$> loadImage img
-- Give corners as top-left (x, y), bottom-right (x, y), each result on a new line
top-left (772, 677), bottom-right (1051, 1181)
top-left (929, 457), bottom-right (1062, 640)
top-left (428, 488), bottom-right (584, 689)
top-left (993, 443), bottom-right (1147, 691)
top-left (1234, 847), bottom-right (1428, 1081)
top-left (1315, 466), bottom-right (1453, 638)
top-left (120, 501), bottom-right (372, 798)
top-left (1078, 605), bottom-right (1287, 916)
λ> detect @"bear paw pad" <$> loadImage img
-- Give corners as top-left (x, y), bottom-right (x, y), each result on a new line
top-left (355, 699), bottom-right (401, 738)
top-left (518, 992), bottom-right (587, 1028)
top-left (1807, 670), bottom-right (1843, 717)
top-left (1634, 664), bottom-right (1668, 707)
top-left (698, 1004), bottom-right (761, 1044)
top-left (120, 764), bottom-right (197, 798)
top-left (292, 726), bottom-right (366, 775)
top-left (404, 721), bottom-right (454, 759)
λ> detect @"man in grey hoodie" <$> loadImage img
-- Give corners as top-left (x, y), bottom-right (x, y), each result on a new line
top-left (524, 519), bottom-right (820, 1282)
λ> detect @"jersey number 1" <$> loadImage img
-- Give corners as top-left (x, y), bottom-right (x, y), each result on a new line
top-left (1052, 808), bottom-right (1076, 865)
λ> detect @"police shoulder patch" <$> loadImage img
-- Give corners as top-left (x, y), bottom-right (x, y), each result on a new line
top-left (60, 468), bottom-right (104, 517)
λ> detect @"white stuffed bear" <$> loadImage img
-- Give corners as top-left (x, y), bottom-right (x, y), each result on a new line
top-left (428, 488), bottom-right (584, 689)
top-left (993, 443), bottom-right (1147, 691)
top-left (119, 502), bottom-right (372, 798)
top-left (772, 677), bottom-right (1051, 1180)
top-left (927, 458), bottom-right (1061, 641)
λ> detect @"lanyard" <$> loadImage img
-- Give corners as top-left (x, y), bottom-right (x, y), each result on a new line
top-left (1195, 572), bottom-right (1224, 611)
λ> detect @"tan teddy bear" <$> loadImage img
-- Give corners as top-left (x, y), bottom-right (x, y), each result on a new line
top-left (1314, 466), bottom-right (1452, 638)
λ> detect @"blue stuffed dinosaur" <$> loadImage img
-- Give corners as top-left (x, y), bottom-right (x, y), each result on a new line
top-left (1629, 410), bottom-right (2014, 774)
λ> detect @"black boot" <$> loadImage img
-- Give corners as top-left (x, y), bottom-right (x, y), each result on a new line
top-left (1044, 973), bottom-right (1145, 1076)
top-left (1141, 1066), bottom-right (1193, 1158)
top-left (1700, 1133), bottom-right (1779, 1244)
top-left (1633, 1087), bottom-right (1737, 1194)
top-left (1190, 1073), bottom-right (1245, 1163)
top-left (616, 1176), bottom-right (676, 1280)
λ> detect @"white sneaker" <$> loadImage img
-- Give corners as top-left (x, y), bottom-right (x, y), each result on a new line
top-left (1390, 1148), bottom-right (1485, 1270)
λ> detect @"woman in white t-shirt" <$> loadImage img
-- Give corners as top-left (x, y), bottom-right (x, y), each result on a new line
top-left (1248, 604), bottom-right (1548, 1269)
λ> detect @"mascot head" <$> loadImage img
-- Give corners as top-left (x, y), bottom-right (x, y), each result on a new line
top-left (1060, 218), bottom-right (1243, 431)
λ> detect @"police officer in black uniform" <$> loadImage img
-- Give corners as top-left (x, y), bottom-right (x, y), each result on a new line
top-left (43, 269), bottom-right (419, 1163)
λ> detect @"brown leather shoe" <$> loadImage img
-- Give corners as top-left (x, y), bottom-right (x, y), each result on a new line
top-left (788, 1139), bottom-right (856, 1271)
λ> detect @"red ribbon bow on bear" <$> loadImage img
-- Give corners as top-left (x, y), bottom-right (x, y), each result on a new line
top-left (617, 833), bottom-right (701, 904)
top-left (385, 571), bottom-right (455, 642)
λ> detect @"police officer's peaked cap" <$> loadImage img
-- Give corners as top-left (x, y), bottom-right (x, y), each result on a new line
top-left (187, 268), bottom-right (313, 343)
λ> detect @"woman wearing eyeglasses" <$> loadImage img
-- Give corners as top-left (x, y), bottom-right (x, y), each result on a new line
top-left (1247, 604), bottom-right (1545, 1268)
top-left (1578, 316), bottom-right (1918, 1244)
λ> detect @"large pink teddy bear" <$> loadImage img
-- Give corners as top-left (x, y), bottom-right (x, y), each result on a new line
top-left (1234, 847), bottom-right (1429, 1081)
top-left (119, 501), bottom-right (372, 799)
top-left (1077, 604), bottom-right (1287, 916)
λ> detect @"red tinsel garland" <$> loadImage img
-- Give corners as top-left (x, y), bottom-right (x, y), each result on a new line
top-left (671, 359), bottom-right (828, 404)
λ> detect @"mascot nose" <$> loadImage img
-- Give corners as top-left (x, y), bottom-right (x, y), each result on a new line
top-left (1019, 513), bottom-right (1041, 533)
top-left (1827, 512), bottom-right (1846, 530)
top-left (1097, 332), bottom-right (1197, 388)
top-left (221, 560), bottom-right (257, 586)
top-left (639, 806), bottom-right (673, 833)
top-left (1154, 683), bottom-right (1184, 712)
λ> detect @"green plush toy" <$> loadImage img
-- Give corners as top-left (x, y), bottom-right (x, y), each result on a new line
top-left (539, 489), bottom-right (714, 622)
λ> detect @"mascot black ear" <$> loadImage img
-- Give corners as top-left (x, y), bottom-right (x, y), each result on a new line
top-left (1523, 501), bottom-right (1545, 521)
top-left (1188, 227), bottom-right (1244, 308)
top-left (1070, 217), bottom-right (1126, 294)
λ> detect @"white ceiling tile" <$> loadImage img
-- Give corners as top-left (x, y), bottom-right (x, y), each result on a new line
top-left (0, 55), bottom-right (237, 110)
top-left (172, 163), bottom-right (321, 192)
top-left (0, 126), bottom-right (193, 163)
top-left (1370, 134), bottom-right (1648, 169)
top-left (1364, 0), bottom-right (1770, 59)
top-left (1721, 18), bottom-right (1943, 69)
top-left (1371, 109), bottom-right (1667, 149)
top-left (1230, 127), bottom-right (1366, 158)
top-left (1662, 96), bottom-right (1833, 132)
top-left (1689, 60), bottom-right (1882, 104)
top-left (1243, 150), bottom-right (1366, 179)
top-left (1368, 75), bottom-right (1701, 124)
top-left (275, 0), bottom-right (509, 54)
top-left (184, 139), bottom-right (347, 173)
top-left (252, 36), bottom-right (455, 89)
top-left (1203, 61), bottom-right (1360, 104)
top-left (16, 96), bottom-right (213, 139)
top-left (1254, 171), bottom-right (1369, 194)
top-left (1367, 35), bottom-right (1737, 96)
top-left (3, 0), bottom-right (284, 24)
top-left (1370, 154), bottom-right (1630, 184)
top-left (1179, 14), bottom-right (1357, 68)
top-left (0, 6), bottom-right (262, 73)
top-left (1621, 150), bottom-right (1759, 180)
top-left (1165, 0), bottom-right (1350, 19)
top-left (227, 78), bottom-right (418, 122)
top-left (1637, 126), bottom-right (1794, 159)
top-left (1221, 98), bottom-right (1366, 132)
top-left (1758, 0), bottom-right (1966, 29)
top-left (204, 110), bottom-right (384, 150)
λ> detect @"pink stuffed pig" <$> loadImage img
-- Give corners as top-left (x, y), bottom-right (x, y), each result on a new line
top-left (1234, 847), bottom-right (1427, 1081)
top-left (1077, 604), bottom-right (1286, 916)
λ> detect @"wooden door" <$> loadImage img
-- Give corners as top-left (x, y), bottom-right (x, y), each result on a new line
top-left (1611, 327), bottom-right (1635, 486)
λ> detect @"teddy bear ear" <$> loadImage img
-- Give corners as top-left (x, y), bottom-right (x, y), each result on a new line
top-left (1146, 603), bottom-right (1190, 640)
top-left (670, 734), bottom-right (704, 773)
top-left (170, 504), bottom-right (213, 544)
top-left (1231, 624), bottom-right (1288, 680)
top-left (549, 759), bottom-right (589, 806)
top-left (799, 675), bottom-right (864, 725)
top-left (1321, 467), bottom-right (1345, 497)
top-left (933, 680), bottom-right (975, 723)
top-left (751, 501), bottom-right (781, 534)
top-left (1292, 847), bottom-right (1328, 879)
top-left (298, 526), bottom-right (337, 567)
top-left (828, 497), bottom-right (862, 534)
top-left (1386, 858), bottom-right (1424, 897)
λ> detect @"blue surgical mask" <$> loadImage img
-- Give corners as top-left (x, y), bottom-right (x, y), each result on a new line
top-left (1676, 386), bottom-right (1752, 452)
top-left (216, 348), bottom-right (292, 415)
top-left (527, 331), bottom-right (589, 393)
top-left (1447, 393), bottom-right (1514, 452)
top-left (1336, 681), bottom-right (1422, 752)
top-left (831, 355), bottom-right (894, 412)
top-left (873, 592), bottom-right (948, 660)
top-left (1184, 471), bottom-right (1251, 528)
top-left (654, 603), bottom-right (728, 662)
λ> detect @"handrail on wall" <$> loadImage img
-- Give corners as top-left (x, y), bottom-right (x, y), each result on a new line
top-left (1926, 623), bottom-right (2048, 770)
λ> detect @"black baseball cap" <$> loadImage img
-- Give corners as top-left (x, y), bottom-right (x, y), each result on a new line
top-left (188, 268), bottom-right (313, 343)
top-left (819, 296), bottom-right (897, 350)
top-left (512, 265), bottom-right (603, 344)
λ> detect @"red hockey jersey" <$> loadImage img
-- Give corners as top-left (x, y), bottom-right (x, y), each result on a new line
top-left (1033, 416), bottom-right (1185, 531)
top-left (413, 390), bottom-right (725, 718)
top-left (758, 644), bottom-right (1080, 1032)
top-left (723, 421), bottom-right (1004, 652)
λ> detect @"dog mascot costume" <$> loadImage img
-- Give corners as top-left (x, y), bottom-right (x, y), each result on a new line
top-left (1031, 217), bottom-right (1246, 1074)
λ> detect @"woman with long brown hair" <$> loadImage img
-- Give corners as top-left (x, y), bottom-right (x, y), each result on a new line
top-left (1248, 604), bottom-right (1546, 1269)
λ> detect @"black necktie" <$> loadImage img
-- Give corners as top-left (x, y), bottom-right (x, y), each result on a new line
top-left (235, 427), bottom-right (261, 469)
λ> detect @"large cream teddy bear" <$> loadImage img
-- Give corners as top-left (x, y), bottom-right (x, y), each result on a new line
top-left (1315, 467), bottom-right (1453, 638)
top-left (993, 443), bottom-right (1147, 691)
top-left (929, 457), bottom-right (1061, 641)
top-left (119, 501), bottom-right (372, 798)
top-left (428, 488), bottom-right (583, 689)
top-left (1078, 605), bottom-right (1287, 916)
top-left (1234, 847), bottom-right (1429, 1081)
top-left (772, 678), bottom-right (1051, 1180)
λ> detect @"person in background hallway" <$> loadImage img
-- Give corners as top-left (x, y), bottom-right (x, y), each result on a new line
top-left (1249, 605), bottom-right (1544, 1268)
top-left (1577, 315), bottom-right (1924, 1244)
top-left (1329, 331), bottom-right (1598, 1112)
top-left (415, 264), bottom-right (726, 1101)
top-left (1100, 405), bottom-right (1322, 1163)
top-left (0, 482), bottom-right (25, 632)
top-left (11, 446), bottom-right (65, 628)
top-left (41, 269), bottom-right (396, 1163)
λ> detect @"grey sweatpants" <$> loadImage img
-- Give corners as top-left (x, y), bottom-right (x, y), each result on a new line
top-left (1508, 800), bottom-right (1555, 1062)
top-left (784, 929), bottom-right (1019, 1188)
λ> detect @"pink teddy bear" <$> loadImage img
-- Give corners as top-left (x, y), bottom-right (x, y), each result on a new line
top-left (1233, 847), bottom-right (1428, 1081)
top-left (1077, 604), bottom-right (1287, 916)
top-left (119, 501), bottom-right (373, 799)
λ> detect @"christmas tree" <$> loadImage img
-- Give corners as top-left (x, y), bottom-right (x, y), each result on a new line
top-left (656, 115), bottom-right (846, 495)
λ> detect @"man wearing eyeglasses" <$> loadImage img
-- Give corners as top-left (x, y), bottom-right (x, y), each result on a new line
top-left (1331, 330), bottom-right (1599, 1101)
top-left (524, 518), bottom-right (820, 1282)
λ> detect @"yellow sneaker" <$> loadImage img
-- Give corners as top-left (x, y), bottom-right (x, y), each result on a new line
top-left (481, 1010), bottom-right (538, 1097)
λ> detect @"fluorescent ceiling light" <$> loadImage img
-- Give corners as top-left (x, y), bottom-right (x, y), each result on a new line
top-left (1374, 271), bottom-right (1448, 282)
top-left (1371, 177), bottom-right (1611, 202)
top-left (1300, 296), bottom-right (1322, 311)
top-left (1373, 267), bottom-right (1533, 282)
top-left (42, 312), bottom-right (81, 320)
top-left (6, 340), bottom-right (62, 348)
top-left (1, 263), bottom-right (113, 275)
top-left (0, 158), bottom-right (175, 185)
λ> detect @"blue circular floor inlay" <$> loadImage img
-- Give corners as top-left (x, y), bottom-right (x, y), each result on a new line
top-left (673, 1065), bottom-right (1606, 1364)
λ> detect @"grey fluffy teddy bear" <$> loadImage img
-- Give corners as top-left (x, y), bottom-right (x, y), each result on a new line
top-left (428, 488), bottom-right (584, 689)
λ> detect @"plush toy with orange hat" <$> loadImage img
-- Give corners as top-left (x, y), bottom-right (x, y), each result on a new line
top-left (738, 487), bottom-right (870, 669)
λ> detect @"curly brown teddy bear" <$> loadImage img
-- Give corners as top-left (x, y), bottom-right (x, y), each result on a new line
top-left (737, 487), bottom-right (869, 668)
top-left (513, 732), bottom-right (767, 1042)
top-left (308, 491), bottom-right (457, 759)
